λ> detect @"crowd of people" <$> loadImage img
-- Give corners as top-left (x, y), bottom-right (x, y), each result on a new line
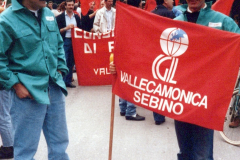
top-left (0, 0), bottom-right (240, 160)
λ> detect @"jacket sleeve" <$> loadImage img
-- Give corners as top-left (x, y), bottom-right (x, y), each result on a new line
top-left (0, 19), bottom-right (20, 90)
top-left (93, 10), bottom-right (101, 33)
top-left (222, 16), bottom-right (240, 34)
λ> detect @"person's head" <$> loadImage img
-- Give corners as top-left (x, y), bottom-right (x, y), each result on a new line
top-left (100, 0), bottom-right (105, 8)
top-left (48, 1), bottom-right (53, 9)
top-left (156, 0), bottom-right (173, 10)
top-left (127, 0), bottom-right (142, 8)
top-left (74, 3), bottom-right (78, 11)
top-left (0, 7), bottom-right (4, 14)
top-left (89, 1), bottom-right (95, 11)
top-left (22, 0), bottom-right (46, 10)
top-left (186, 0), bottom-right (205, 12)
top-left (65, 0), bottom-right (74, 13)
top-left (0, 0), bottom-right (3, 6)
top-left (52, 3), bottom-right (58, 10)
top-left (58, 1), bottom-right (66, 12)
top-left (105, 0), bottom-right (113, 10)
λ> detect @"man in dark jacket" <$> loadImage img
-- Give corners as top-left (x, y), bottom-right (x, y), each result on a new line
top-left (151, 0), bottom-right (176, 125)
top-left (56, 0), bottom-right (81, 88)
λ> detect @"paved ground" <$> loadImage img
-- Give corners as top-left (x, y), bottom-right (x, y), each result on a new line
top-left (1, 73), bottom-right (240, 160)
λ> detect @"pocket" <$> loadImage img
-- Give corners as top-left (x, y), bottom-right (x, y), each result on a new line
top-left (46, 24), bottom-right (58, 47)
top-left (15, 28), bottom-right (38, 54)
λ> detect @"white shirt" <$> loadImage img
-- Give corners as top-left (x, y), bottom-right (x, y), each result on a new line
top-left (105, 9), bottom-right (113, 32)
top-left (65, 11), bottom-right (77, 38)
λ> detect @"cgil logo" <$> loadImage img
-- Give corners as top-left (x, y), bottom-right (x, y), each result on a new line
top-left (152, 28), bottom-right (189, 84)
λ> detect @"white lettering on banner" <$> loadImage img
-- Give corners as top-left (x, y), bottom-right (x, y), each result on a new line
top-left (74, 28), bottom-right (114, 39)
top-left (108, 41), bottom-right (114, 52)
top-left (134, 91), bottom-right (183, 115)
top-left (84, 43), bottom-right (96, 54)
top-left (120, 71), bottom-right (208, 116)
top-left (93, 68), bottom-right (111, 75)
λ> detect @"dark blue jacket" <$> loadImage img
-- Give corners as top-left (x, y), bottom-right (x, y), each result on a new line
top-left (151, 5), bottom-right (176, 19)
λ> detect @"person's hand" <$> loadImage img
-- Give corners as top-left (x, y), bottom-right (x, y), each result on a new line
top-left (90, 28), bottom-right (95, 33)
top-left (13, 83), bottom-right (33, 99)
top-left (109, 62), bottom-right (116, 74)
top-left (58, 70), bottom-right (62, 75)
top-left (66, 24), bottom-right (75, 30)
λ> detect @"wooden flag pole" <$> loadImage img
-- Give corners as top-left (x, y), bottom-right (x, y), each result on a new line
top-left (108, 53), bottom-right (115, 160)
top-left (108, 93), bottom-right (115, 160)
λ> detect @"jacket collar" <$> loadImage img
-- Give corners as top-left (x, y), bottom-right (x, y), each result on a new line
top-left (12, 0), bottom-right (25, 11)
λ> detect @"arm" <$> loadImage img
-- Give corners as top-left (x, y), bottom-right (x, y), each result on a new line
top-left (89, 9), bottom-right (98, 19)
top-left (93, 10), bottom-right (101, 33)
top-left (0, 19), bottom-right (19, 90)
top-left (59, 24), bottom-right (75, 33)
top-left (0, 17), bottom-right (32, 99)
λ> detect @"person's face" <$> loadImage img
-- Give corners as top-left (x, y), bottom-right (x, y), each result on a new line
top-left (164, 0), bottom-right (174, 10)
top-left (48, 2), bottom-right (53, 8)
top-left (65, 1), bottom-right (74, 13)
top-left (100, 1), bottom-right (105, 8)
top-left (89, 2), bottom-right (95, 10)
top-left (105, 0), bottom-right (113, 9)
top-left (186, 0), bottom-right (205, 12)
top-left (22, 0), bottom-right (46, 10)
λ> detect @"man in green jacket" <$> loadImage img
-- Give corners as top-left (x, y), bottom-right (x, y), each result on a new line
top-left (0, 0), bottom-right (70, 159)
top-left (174, 0), bottom-right (240, 160)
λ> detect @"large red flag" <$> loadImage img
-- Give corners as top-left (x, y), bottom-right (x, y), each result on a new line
top-left (212, 0), bottom-right (235, 16)
top-left (113, 2), bottom-right (240, 131)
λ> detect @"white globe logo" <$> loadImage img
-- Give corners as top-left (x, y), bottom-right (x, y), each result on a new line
top-left (160, 28), bottom-right (189, 57)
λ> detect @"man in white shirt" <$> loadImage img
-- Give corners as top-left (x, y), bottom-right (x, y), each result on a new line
top-left (93, 0), bottom-right (116, 33)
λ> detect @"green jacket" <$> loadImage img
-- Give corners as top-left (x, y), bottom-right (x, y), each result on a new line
top-left (0, 0), bottom-right (68, 104)
top-left (174, 2), bottom-right (240, 33)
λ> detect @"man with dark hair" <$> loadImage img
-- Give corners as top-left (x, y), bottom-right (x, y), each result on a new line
top-left (0, 0), bottom-right (70, 159)
top-left (174, 0), bottom-right (240, 159)
top-left (152, 0), bottom-right (175, 19)
top-left (47, 1), bottom-right (53, 10)
top-left (56, 0), bottom-right (81, 88)
top-left (151, 0), bottom-right (176, 125)
top-left (81, 1), bottom-right (98, 32)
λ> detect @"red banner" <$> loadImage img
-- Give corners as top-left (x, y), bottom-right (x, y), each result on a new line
top-left (212, 0), bottom-right (234, 16)
top-left (113, 2), bottom-right (240, 131)
top-left (72, 28), bottom-right (114, 85)
top-left (145, 0), bottom-right (156, 11)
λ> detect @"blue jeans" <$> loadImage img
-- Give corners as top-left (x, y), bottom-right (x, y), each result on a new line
top-left (174, 120), bottom-right (214, 160)
top-left (119, 98), bottom-right (136, 116)
top-left (63, 38), bottom-right (75, 84)
top-left (0, 90), bottom-right (13, 147)
top-left (10, 82), bottom-right (69, 160)
top-left (153, 112), bottom-right (165, 122)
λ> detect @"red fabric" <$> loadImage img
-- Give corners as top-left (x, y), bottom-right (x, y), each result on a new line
top-left (212, 0), bottom-right (234, 16)
top-left (94, 0), bottom-right (101, 10)
top-left (72, 28), bottom-right (114, 86)
top-left (145, 0), bottom-right (156, 11)
top-left (175, 0), bottom-right (179, 6)
top-left (80, 0), bottom-right (91, 16)
top-left (80, 0), bottom-right (100, 15)
top-left (113, 2), bottom-right (240, 131)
